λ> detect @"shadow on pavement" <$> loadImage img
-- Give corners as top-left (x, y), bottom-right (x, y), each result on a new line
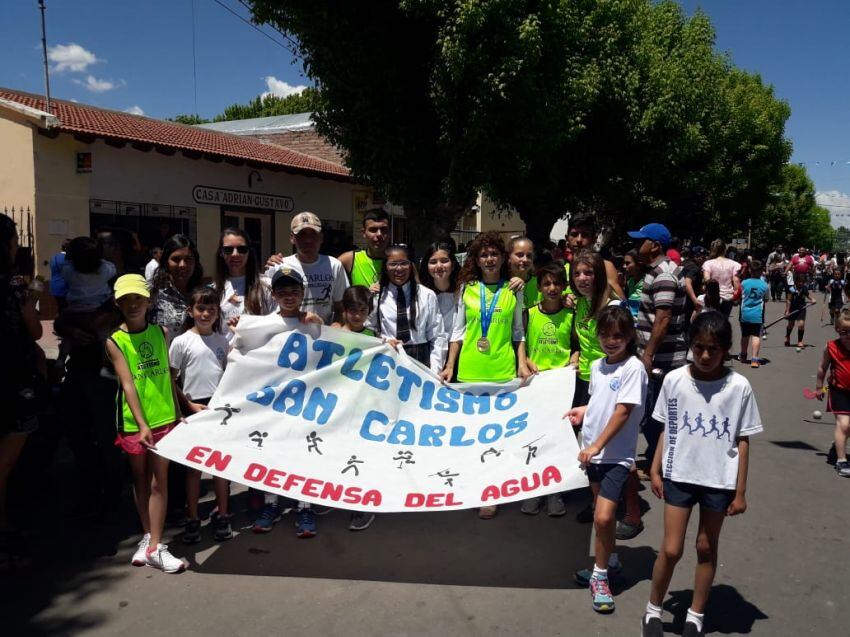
top-left (183, 489), bottom-right (594, 589)
top-left (663, 584), bottom-right (769, 634)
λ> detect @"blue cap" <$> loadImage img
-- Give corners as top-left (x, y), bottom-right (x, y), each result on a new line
top-left (628, 223), bottom-right (671, 248)
top-left (271, 267), bottom-right (304, 289)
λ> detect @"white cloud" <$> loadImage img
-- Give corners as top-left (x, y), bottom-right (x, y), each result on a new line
top-left (124, 105), bottom-right (145, 116)
top-left (48, 43), bottom-right (101, 73)
top-left (261, 75), bottom-right (307, 99)
top-left (816, 190), bottom-right (850, 229)
top-left (72, 75), bottom-right (125, 93)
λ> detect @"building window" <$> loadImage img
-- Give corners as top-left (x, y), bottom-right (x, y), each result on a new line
top-left (90, 199), bottom-right (197, 251)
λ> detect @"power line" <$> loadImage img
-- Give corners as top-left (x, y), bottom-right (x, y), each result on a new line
top-left (209, 0), bottom-right (295, 53)
top-left (234, 0), bottom-right (302, 54)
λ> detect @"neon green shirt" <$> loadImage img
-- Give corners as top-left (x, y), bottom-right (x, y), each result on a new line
top-left (523, 276), bottom-right (541, 309)
top-left (110, 323), bottom-right (177, 433)
top-left (574, 296), bottom-right (605, 382)
top-left (563, 262), bottom-right (574, 296)
top-left (351, 250), bottom-right (382, 288)
top-left (526, 305), bottom-right (574, 371)
top-left (458, 281), bottom-right (518, 383)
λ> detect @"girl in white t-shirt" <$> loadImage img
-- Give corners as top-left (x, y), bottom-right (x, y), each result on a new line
top-left (641, 311), bottom-right (762, 637)
top-left (169, 286), bottom-right (232, 544)
top-left (565, 305), bottom-right (648, 615)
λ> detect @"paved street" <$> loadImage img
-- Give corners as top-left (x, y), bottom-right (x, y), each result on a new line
top-left (4, 301), bottom-right (849, 636)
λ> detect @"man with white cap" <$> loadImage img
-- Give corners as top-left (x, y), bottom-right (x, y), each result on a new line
top-left (267, 211), bottom-right (349, 325)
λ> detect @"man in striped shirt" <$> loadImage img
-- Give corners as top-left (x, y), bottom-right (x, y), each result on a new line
top-left (628, 223), bottom-right (688, 491)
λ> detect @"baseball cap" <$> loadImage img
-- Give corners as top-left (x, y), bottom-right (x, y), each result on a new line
top-left (691, 245), bottom-right (707, 256)
top-left (114, 274), bottom-right (150, 299)
top-left (627, 223), bottom-right (672, 248)
top-left (291, 211), bottom-right (322, 234)
top-left (271, 267), bottom-right (304, 289)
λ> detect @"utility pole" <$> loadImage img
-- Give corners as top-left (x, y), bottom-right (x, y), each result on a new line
top-left (39, 0), bottom-right (52, 114)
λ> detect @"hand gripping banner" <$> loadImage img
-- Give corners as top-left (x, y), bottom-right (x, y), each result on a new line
top-left (155, 315), bottom-right (588, 512)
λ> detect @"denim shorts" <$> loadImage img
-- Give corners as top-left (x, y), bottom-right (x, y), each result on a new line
top-left (586, 463), bottom-right (630, 502)
top-left (662, 478), bottom-right (735, 513)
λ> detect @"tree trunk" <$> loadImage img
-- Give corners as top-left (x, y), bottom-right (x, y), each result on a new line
top-left (405, 203), bottom-right (468, 258)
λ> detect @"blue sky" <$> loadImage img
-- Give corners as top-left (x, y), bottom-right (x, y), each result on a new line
top-left (2, 1), bottom-right (849, 213)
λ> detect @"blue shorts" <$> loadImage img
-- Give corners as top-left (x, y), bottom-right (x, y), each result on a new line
top-left (587, 463), bottom-right (630, 502)
top-left (662, 479), bottom-right (734, 513)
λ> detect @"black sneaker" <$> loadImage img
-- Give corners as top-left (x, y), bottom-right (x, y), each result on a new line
top-left (640, 615), bottom-right (664, 637)
top-left (212, 512), bottom-right (233, 541)
top-left (575, 504), bottom-right (594, 523)
top-left (349, 511), bottom-right (376, 531)
top-left (682, 620), bottom-right (704, 637)
top-left (183, 518), bottom-right (201, 544)
top-left (615, 519), bottom-right (644, 540)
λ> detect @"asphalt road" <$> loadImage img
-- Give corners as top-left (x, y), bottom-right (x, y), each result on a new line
top-left (4, 301), bottom-right (849, 636)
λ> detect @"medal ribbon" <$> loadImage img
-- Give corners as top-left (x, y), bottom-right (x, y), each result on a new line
top-left (479, 280), bottom-right (504, 342)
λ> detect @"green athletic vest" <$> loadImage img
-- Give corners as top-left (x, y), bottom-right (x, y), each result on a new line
top-left (523, 276), bottom-right (542, 309)
top-left (563, 262), bottom-right (574, 296)
top-left (351, 250), bottom-right (382, 288)
top-left (358, 327), bottom-right (376, 337)
top-left (457, 281), bottom-right (517, 383)
top-left (574, 296), bottom-right (605, 382)
top-left (526, 305), bottom-right (574, 371)
top-left (110, 324), bottom-right (176, 433)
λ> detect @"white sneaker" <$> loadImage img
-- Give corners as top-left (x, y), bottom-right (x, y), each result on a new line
top-left (146, 543), bottom-right (187, 573)
top-left (131, 533), bottom-right (150, 566)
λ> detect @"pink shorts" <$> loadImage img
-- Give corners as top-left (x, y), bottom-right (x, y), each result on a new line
top-left (114, 422), bottom-right (176, 455)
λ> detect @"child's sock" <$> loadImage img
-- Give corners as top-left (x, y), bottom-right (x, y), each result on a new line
top-left (685, 608), bottom-right (704, 632)
top-left (644, 602), bottom-right (662, 621)
top-left (797, 328), bottom-right (805, 343)
top-left (592, 564), bottom-right (607, 578)
top-left (785, 324), bottom-right (793, 338)
top-left (298, 501), bottom-right (311, 510)
top-left (263, 492), bottom-right (278, 505)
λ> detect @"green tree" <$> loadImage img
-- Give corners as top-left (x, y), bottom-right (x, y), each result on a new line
top-left (169, 114), bottom-right (211, 125)
top-left (752, 164), bottom-right (834, 251)
top-left (213, 87), bottom-right (322, 121)
top-left (833, 226), bottom-right (850, 253)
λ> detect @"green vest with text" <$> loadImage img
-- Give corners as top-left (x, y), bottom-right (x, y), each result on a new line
top-left (526, 305), bottom-right (574, 371)
top-left (351, 250), bottom-right (382, 288)
top-left (110, 324), bottom-right (176, 433)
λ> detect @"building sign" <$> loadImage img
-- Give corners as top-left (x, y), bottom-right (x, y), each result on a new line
top-left (192, 185), bottom-right (294, 212)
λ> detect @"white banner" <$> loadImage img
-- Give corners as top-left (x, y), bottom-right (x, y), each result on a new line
top-left (155, 315), bottom-right (588, 512)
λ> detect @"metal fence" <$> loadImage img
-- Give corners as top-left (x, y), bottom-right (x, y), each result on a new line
top-left (2, 205), bottom-right (34, 247)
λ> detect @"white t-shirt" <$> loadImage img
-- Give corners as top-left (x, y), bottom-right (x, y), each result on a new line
top-left (169, 330), bottom-right (229, 400)
top-left (61, 260), bottom-right (116, 311)
top-left (270, 255), bottom-right (349, 325)
top-left (582, 355), bottom-right (647, 467)
top-left (144, 258), bottom-right (159, 285)
top-left (218, 275), bottom-right (276, 342)
top-left (652, 366), bottom-right (763, 490)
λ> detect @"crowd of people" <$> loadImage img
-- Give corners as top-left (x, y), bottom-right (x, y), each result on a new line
top-left (8, 206), bottom-right (850, 636)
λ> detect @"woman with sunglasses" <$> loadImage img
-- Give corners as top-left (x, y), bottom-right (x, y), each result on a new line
top-left (214, 228), bottom-right (276, 340)
top-left (439, 232), bottom-right (532, 520)
top-left (369, 244), bottom-right (443, 372)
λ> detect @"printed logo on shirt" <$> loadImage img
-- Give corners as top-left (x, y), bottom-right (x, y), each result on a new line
top-left (139, 342), bottom-right (154, 359)
top-left (680, 411), bottom-right (732, 441)
top-left (609, 377), bottom-right (621, 391)
top-left (215, 347), bottom-right (226, 361)
top-left (665, 398), bottom-right (678, 477)
top-left (542, 322), bottom-right (556, 337)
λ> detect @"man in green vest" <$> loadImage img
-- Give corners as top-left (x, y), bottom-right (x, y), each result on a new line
top-left (338, 208), bottom-right (391, 292)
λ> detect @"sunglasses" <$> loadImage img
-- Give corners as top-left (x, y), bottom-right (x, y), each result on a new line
top-left (221, 245), bottom-right (249, 255)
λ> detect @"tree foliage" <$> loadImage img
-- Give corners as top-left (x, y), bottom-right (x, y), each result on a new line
top-left (214, 87), bottom-right (322, 122)
top-left (833, 226), bottom-right (850, 253)
top-left (245, 0), bottom-right (792, 247)
top-left (752, 164), bottom-right (834, 251)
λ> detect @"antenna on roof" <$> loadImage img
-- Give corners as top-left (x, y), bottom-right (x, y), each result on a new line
top-left (38, 0), bottom-right (52, 114)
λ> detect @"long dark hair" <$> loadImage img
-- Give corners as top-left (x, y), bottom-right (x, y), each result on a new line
top-left (214, 227), bottom-right (266, 315)
top-left (181, 285), bottom-right (223, 333)
top-left (376, 244), bottom-right (418, 337)
top-left (689, 310), bottom-right (732, 351)
top-left (570, 250), bottom-right (611, 316)
top-left (153, 234), bottom-right (203, 292)
top-left (418, 241), bottom-right (460, 294)
top-left (703, 280), bottom-right (721, 310)
top-left (457, 231), bottom-right (511, 286)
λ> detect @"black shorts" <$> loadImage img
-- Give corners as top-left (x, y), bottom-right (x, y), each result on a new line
top-left (788, 308), bottom-right (806, 322)
top-left (662, 479), bottom-right (735, 513)
top-left (573, 377), bottom-right (590, 408)
top-left (740, 322), bottom-right (762, 338)
top-left (827, 385), bottom-right (850, 415)
top-left (587, 463), bottom-right (631, 502)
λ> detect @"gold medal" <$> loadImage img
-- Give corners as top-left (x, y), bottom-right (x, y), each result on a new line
top-left (477, 337), bottom-right (490, 353)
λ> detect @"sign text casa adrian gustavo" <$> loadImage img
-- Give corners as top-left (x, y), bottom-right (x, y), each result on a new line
top-left (192, 185), bottom-right (294, 212)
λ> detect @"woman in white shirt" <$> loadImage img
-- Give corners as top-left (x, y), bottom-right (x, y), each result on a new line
top-left (213, 228), bottom-right (276, 341)
top-left (417, 241), bottom-right (461, 372)
top-left (368, 244), bottom-right (444, 373)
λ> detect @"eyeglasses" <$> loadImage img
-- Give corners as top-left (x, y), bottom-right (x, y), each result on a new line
top-left (386, 260), bottom-right (411, 270)
top-left (221, 245), bottom-right (249, 255)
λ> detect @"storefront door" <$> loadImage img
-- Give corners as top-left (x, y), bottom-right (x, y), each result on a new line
top-left (222, 210), bottom-right (273, 260)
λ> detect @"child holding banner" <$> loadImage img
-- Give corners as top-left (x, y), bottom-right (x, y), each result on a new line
top-left (106, 274), bottom-right (186, 574)
top-left (169, 286), bottom-right (232, 544)
top-left (641, 312), bottom-right (761, 637)
top-left (250, 267), bottom-right (324, 537)
top-left (565, 305), bottom-right (647, 614)
top-left (521, 262), bottom-right (574, 517)
top-left (440, 231), bottom-right (531, 519)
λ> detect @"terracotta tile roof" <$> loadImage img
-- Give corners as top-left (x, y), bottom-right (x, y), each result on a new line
top-left (255, 130), bottom-right (346, 166)
top-left (0, 88), bottom-right (352, 181)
